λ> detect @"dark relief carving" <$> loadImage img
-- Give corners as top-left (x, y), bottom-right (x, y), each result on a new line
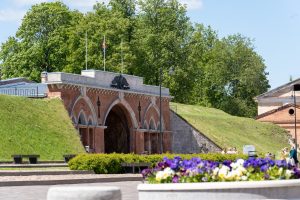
top-left (111, 75), bottom-right (130, 90)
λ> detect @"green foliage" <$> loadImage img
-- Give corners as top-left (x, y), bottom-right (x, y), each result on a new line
top-left (68, 153), bottom-right (247, 174)
top-left (171, 102), bottom-right (290, 154)
top-left (0, 0), bottom-right (270, 117)
top-left (0, 95), bottom-right (85, 161)
top-left (0, 2), bottom-right (77, 81)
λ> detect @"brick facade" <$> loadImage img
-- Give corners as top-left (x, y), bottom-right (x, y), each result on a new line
top-left (256, 104), bottom-right (300, 145)
top-left (255, 79), bottom-right (300, 146)
top-left (43, 70), bottom-right (172, 154)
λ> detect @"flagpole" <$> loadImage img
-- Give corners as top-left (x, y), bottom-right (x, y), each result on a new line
top-left (85, 31), bottom-right (88, 70)
top-left (121, 39), bottom-right (124, 74)
top-left (103, 35), bottom-right (106, 71)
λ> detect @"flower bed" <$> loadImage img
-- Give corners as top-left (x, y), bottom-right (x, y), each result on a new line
top-left (139, 157), bottom-right (300, 200)
top-left (142, 156), bottom-right (300, 183)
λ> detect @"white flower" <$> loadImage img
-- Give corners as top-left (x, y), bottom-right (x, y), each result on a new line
top-left (241, 175), bottom-right (248, 181)
top-left (278, 167), bottom-right (283, 175)
top-left (230, 159), bottom-right (245, 169)
top-left (230, 162), bottom-right (238, 169)
top-left (285, 169), bottom-right (294, 179)
top-left (213, 167), bottom-right (219, 176)
top-left (218, 165), bottom-right (230, 179)
top-left (236, 159), bottom-right (245, 166)
top-left (156, 171), bottom-right (165, 182)
top-left (155, 167), bottom-right (175, 181)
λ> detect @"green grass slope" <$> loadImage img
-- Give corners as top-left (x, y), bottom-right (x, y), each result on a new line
top-left (0, 95), bottom-right (85, 161)
top-left (171, 102), bottom-right (290, 154)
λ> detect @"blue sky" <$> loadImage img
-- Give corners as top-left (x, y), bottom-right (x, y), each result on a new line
top-left (0, 0), bottom-right (299, 89)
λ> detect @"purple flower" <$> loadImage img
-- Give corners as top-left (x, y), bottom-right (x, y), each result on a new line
top-left (260, 164), bottom-right (268, 172)
top-left (264, 173), bottom-right (270, 180)
top-left (222, 160), bottom-right (232, 168)
top-left (141, 168), bottom-right (152, 178)
top-left (172, 175), bottom-right (179, 183)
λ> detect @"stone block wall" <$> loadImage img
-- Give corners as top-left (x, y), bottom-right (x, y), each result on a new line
top-left (170, 110), bottom-right (221, 153)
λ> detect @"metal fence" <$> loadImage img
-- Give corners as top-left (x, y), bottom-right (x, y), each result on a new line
top-left (0, 86), bottom-right (47, 98)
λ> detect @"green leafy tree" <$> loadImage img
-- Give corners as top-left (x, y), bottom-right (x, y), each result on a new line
top-left (65, 2), bottom-right (135, 74)
top-left (0, 2), bottom-right (77, 81)
top-left (132, 0), bottom-right (191, 86)
top-left (200, 34), bottom-right (270, 117)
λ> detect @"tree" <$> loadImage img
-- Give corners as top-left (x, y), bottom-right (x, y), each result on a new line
top-left (65, 2), bottom-right (135, 74)
top-left (0, 2), bottom-right (76, 81)
top-left (132, 0), bottom-right (191, 87)
top-left (199, 34), bottom-right (270, 117)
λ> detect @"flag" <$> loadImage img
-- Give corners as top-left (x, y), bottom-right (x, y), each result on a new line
top-left (102, 36), bottom-right (107, 50)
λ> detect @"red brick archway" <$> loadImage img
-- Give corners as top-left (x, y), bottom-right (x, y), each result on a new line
top-left (104, 104), bottom-right (132, 153)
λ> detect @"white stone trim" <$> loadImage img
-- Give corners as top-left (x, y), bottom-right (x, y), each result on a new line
top-left (71, 96), bottom-right (97, 126)
top-left (144, 103), bottom-right (165, 131)
top-left (103, 98), bottom-right (138, 128)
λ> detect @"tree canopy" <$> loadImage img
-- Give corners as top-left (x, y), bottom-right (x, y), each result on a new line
top-left (0, 0), bottom-right (270, 117)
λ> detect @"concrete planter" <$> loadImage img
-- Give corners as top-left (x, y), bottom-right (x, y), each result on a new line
top-left (138, 179), bottom-right (300, 200)
top-left (47, 186), bottom-right (121, 200)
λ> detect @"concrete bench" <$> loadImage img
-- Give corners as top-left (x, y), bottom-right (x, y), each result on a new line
top-left (11, 154), bottom-right (40, 164)
top-left (121, 162), bottom-right (151, 173)
top-left (63, 154), bottom-right (77, 163)
top-left (47, 186), bottom-right (121, 200)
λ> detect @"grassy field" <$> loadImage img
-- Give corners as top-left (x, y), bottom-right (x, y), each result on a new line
top-left (0, 95), bottom-right (85, 161)
top-left (171, 102), bottom-right (290, 154)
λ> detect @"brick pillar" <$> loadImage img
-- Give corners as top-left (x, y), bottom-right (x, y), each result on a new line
top-left (135, 130), bottom-right (145, 154)
top-left (94, 126), bottom-right (106, 153)
top-left (163, 131), bottom-right (172, 153)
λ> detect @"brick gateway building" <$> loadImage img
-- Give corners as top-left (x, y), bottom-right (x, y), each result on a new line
top-left (41, 70), bottom-right (172, 154)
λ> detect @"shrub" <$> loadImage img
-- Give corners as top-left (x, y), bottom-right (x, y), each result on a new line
top-left (68, 153), bottom-right (248, 174)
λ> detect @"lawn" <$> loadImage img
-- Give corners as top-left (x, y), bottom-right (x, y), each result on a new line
top-left (0, 95), bottom-right (85, 161)
top-left (171, 102), bottom-right (290, 154)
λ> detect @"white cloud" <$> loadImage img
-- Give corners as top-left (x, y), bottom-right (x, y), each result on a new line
top-left (179, 0), bottom-right (203, 10)
top-left (0, 9), bottom-right (26, 22)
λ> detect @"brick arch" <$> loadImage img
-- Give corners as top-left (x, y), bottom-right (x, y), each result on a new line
top-left (144, 103), bottom-right (165, 131)
top-left (103, 98), bottom-right (138, 129)
top-left (149, 117), bottom-right (156, 130)
top-left (143, 120), bottom-right (149, 129)
top-left (71, 96), bottom-right (97, 126)
top-left (77, 110), bottom-right (87, 125)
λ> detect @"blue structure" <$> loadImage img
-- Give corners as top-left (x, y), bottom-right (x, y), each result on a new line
top-left (0, 78), bottom-right (47, 98)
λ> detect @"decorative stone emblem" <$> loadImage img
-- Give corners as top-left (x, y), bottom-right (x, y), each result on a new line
top-left (111, 75), bottom-right (130, 90)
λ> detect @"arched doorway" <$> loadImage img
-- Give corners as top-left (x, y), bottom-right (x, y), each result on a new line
top-left (104, 104), bottom-right (131, 153)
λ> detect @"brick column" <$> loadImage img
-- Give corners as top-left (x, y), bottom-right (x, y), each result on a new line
top-left (94, 126), bottom-right (106, 153)
top-left (135, 129), bottom-right (145, 154)
top-left (163, 131), bottom-right (172, 153)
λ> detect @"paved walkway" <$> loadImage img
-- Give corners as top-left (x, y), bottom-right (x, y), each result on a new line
top-left (0, 181), bottom-right (141, 200)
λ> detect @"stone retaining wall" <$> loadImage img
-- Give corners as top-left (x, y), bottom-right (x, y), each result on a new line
top-left (170, 110), bottom-right (221, 153)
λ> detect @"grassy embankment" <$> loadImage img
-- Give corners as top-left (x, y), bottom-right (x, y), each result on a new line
top-left (0, 95), bottom-right (85, 161)
top-left (171, 102), bottom-right (290, 154)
